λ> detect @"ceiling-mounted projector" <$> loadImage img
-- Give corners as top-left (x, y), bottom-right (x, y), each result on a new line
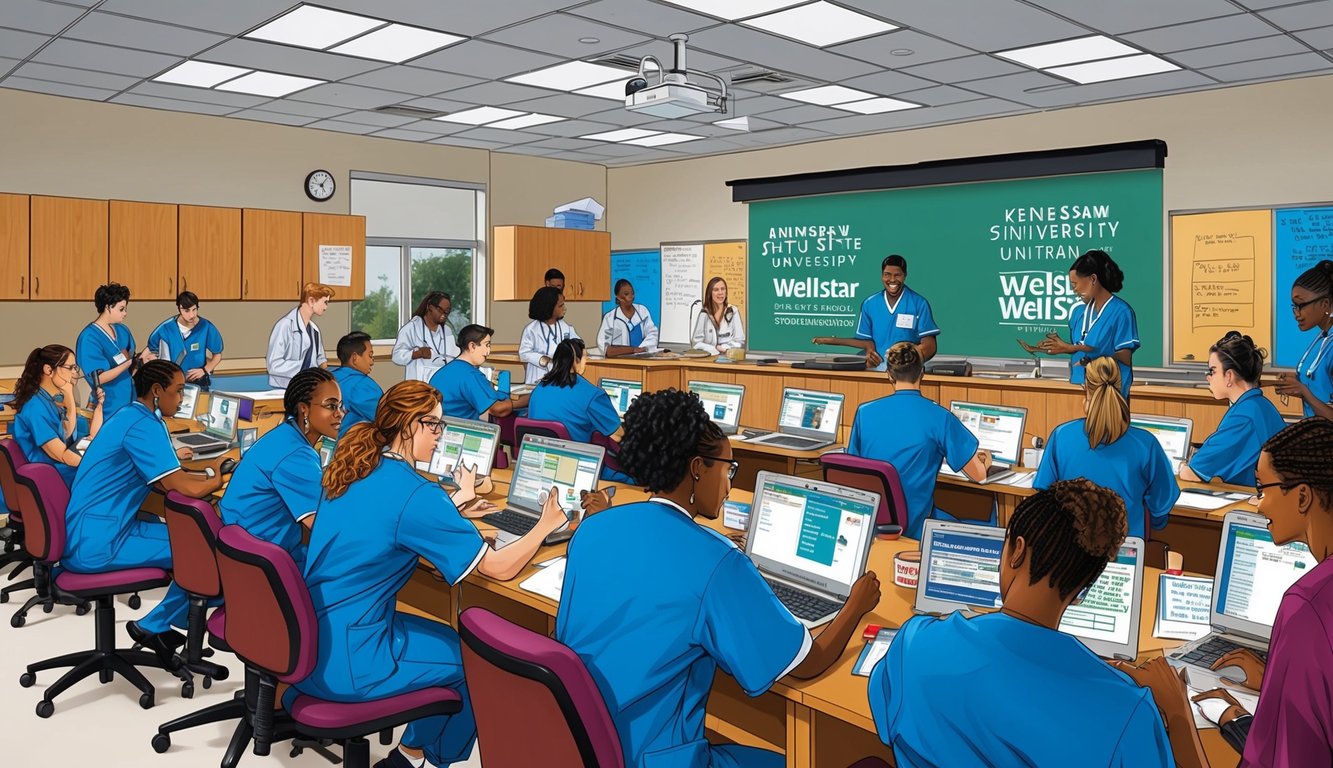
top-left (625, 34), bottom-right (728, 119)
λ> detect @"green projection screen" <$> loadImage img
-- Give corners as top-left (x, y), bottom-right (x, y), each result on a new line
top-left (746, 169), bottom-right (1164, 364)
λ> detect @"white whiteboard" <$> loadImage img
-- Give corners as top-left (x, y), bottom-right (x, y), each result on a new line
top-left (659, 244), bottom-right (705, 345)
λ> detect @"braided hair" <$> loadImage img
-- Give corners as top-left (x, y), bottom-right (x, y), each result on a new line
top-left (618, 388), bottom-right (725, 493)
top-left (1007, 478), bottom-right (1127, 600)
top-left (1263, 418), bottom-right (1333, 508)
top-left (134, 360), bottom-right (181, 398)
top-left (1293, 259), bottom-right (1333, 297)
top-left (285, 368), bottom-right (335, 423)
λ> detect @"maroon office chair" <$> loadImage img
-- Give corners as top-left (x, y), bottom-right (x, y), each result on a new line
top-left (0, 439), bottom-right (37, 596)
top-left (590, 432), bottom-right (627, 477)
top-left (459, 607), bottom-right (623, 768)
top-left (215, 525), bottom-right (463, 768)
top-left (514, 417), bottom-right (572, 444)
top-left (493, 412), bottom-right (515, 470)
top-left (820, 453), bottom-right (909, 531)
top-left (15, 463), bottom-right (181, 717)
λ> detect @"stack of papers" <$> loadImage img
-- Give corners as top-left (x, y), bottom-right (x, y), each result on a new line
top-left (519, 557), bottom-right (566, 602)
top-left (1175, 491), bottom-right (1238, 511)
top-left (998, 472), bottom-right (1037, 489)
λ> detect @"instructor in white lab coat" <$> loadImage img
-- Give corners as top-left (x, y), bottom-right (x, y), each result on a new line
top-left (692, 276), bottom-right (746, 355)
top-left (393, 291), bottom-right (460, 382)
top-left (267, 282), bottom-right (333, 388)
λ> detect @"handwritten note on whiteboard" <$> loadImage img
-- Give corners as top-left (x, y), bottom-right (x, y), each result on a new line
top-left (1170, 210), bottom-right (1273, 362)
top-left (660, 244), bottom-right (705, 345)
top-left (1275, 206), bottom-right (1333, 366)
top-left (319, 244), bottom-right (353, 287)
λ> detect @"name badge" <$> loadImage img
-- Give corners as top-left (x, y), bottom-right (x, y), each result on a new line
top-left (895, 313), bottom-right (915, 329)
top-left (719, 331), bottom-right (731, 340)
top-left (112, 352), bottom-right (128, 365)
top-left (189, 343), bottom-right (200, 352)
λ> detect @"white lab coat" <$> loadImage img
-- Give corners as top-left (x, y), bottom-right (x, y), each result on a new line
top-left (518, 319), bottom-right (581, 384)
top-left (597, 304), bottom-right (659, 354)
top-left (266, 307), bottom-right (326, 388)
top-left (692, 306), bottom-right (746, 355)
top-left (392, 316), bottom-right (459, 382)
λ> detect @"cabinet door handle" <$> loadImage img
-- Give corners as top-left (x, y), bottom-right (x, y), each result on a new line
top-left (18, 275), bottom-right (24, 295)
top-left (579, 281), bottom-right (584, 298)
top-left (167, 277), bottom-right (172, 295)
top-left (34, 276), bottom-right (39, 295)
top-left (181, 277), bottom-right (187, 291)
top-left (244, 279), bottom-right (248, 298)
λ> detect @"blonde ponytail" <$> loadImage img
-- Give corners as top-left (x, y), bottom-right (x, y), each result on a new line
top-left (1084, 357), bottom-right (1128, 448)
top-left (322, 380), bottom-right (441, 499)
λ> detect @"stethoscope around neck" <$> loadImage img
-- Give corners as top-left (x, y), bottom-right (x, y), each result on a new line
top-left (1300, 325), bottom-right (1333, 378)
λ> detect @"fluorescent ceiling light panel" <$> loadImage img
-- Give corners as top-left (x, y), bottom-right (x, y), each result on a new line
top-left (779, 84), bottom-right (875, 105)
top-left (154, 61), bottom-right (251, 88)
top-left (216, 71), bottom-right (325, 97)
top-left (715, 116), bottom-right (749, 130)
top-left (1047, 53), bottom-right (1179, 84)
top-left (661, 1), bottom-right (805, 21)
top-left (996, 35), bottom-right (1139, 69)
top-left (581, 128), bottom-right (661, 142)
top-left (573, 79), bottom-right (632, 100)
top-left (507, 61), bottom-right (627, 91)
top-left (835, 97), bottom-right (920, 114)
top-left (433, 106), bottom-right (527, 125)
top-left (625, 132), bottom-right (704, 146)
top-left (329, 23), bottom-right (463, 62)
top-left (743, 1), bottom-right (897, 47)
top-left (245, 5), bottom-right (385, 50)
top-left (487, 112), bottom-right (566, 130)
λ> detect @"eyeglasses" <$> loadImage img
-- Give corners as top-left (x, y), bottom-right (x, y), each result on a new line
top-left (316, 400), bottom-right (348, 414)
top-left (1292, 295), bottom-right (1329, 312)
top-left (57, 363), bottom-right (81, 375)
top-left (1204, 366), bottom-right (1216, 379)
top-left (697, 454), bottom-right (739, 481)
top-left (419, 417), bottom-right (445, 435)
top-left (1254, 480), bottom-right (1293, 500)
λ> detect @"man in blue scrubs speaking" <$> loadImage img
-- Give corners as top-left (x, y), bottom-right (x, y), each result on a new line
top-left (814, 254), bottom-right (939, 370)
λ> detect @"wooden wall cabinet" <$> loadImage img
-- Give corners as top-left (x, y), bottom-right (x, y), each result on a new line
top-left (30, 195), bottom-right (108, 301)
top-left (110, 200), bottom-right (178, 300)
top-left (492, 225), bottom-right (610, 301)
top-left (0, 194), bottom-right (29, 300)
top-left (179, 205), bottom-right (241, 300)
top-left (242, 209), bottom-right (303, 301)
top-left (302, 212), bottom-right (366, 302)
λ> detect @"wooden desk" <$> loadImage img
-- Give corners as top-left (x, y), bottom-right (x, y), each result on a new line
top-left (728, 435), bottom-right (841, 490)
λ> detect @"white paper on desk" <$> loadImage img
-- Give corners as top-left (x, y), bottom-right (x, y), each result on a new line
top-left (1186, 676), bottom-right (1259, 730)
top-left (534, 556), bottom-right (565, 569)
top-left (1174, 491), bottom-right (1235, 511)
top-left (999, 472), bottom-right (1036, 488)
top-left (519, 558), bottom-right (565, 602)
top-left (1154, 574), bottom-right (1213, 641)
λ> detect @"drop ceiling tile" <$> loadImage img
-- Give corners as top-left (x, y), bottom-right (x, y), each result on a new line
top-left (258, 99), bottom-right (352, 118)
top-left (829, 29), bottom-right (977, 69)
top-left (1201, 50), bottom-right (1333, 81)
top-left (567, 0), bottom-right (719, 34)
top-left (1018, 68), bottom-right (1215, 107)
top-left (0, 27), bottom-right (53, 59)
top-left (573, 143), bottom-right (649, 158)
top-left (1295, 24), bottom-right (1333, 48)
top-left (1259, 1), bottom-right (1333, 31)
top-left (328, 110), bottom-right (421, 128)
top-left (341, 66), bottom-right (482, 97)
top-left (308, 119), bottom-right (380, 134)
top-left (685, 25), bottom-right (879, 82)
top-left (452, 126), bottom-right (545, 143)
top-left (1171, 35), bottom-right (1310, 68)
top-left (499, 144), bottom-right (566, 157)
top-left (607, 39), bottom-right (743, 74)
top-left (400, 95), bottom-right (475, 113)
top-left (45, 0), bottom-right (98, 5)
top-left (956, 70), bottom-right (1068, 105)
top-left (719, 125), bottom-right (832, 147)
top-left (33, 39), bottom-right (180, 77)
top-left (1234, 0), bottom-right (1311, 7)
top-left (0, 56), bottom-right (19, 74)
top-left (526, 137), bottom-right (604, 150)
top-left (4, 0), bottom-right (87, 35)
top-left (835, 0), bottom-right (1091, 50)
top-left (369, 127), bottom-right (446, 141)
top-left (199, 39), bottom-right (385, 81)
top-left (760, 102), bottom-right (853, 125)
top-left (893, 84), bottom-right (986, 106)
top-left (501, 92), bottom-right (620, 118)
top-left (11, 61), bottom-right (140, 91)
top-left (840, 70), bottom-right (940, 97)
top-left (230, 109), bottom-right (319, 126)
top-left (129, 81), bottom-right (270, 108)
top-left (582, 106), bottom-right (661, 126)
top-left (725, 75), bottom-right (820, 94)
top-left (63, 11), bottom-right (226, 56)
top-left (111, 92), bottom-right (236, 115)
top-left (1123, 13), bottom-right (1287, 52)
top-left (518, 117), bottom-right (623, 137)
top-left (726, 92), bottom-right (802, 114)
top-left (482, 14), bottom-right (651, 58)
top-left (316, 0), bottom-right (574, 37)
top-left (96, 0), bottom-right (298, 34)
top-left (435, 81), bottom-right (562, 105)
top-left (1029, 0), bottom-right (1241, 33)
top-left (805, 98), bottom-right (1024, 135)
top-left (287, 83), bottom-right (417, 110)
top-left (429, 135), bottom-right (507, 149)
top-left (411, 40), bottom-right (564, 79)
top-left (900, 54), bottom-right (1028, 83)
top-left (1, 76), bottom-right (117, 100)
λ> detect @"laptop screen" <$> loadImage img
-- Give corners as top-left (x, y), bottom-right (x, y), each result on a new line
top-left (950, 401), bottom-right (1026, 466)
top-left (919, 522), bottom-right (1004, 612)
top-left (1058, 539), bottom-right (1143, 656)
top-left (689, 380), bottom-right (744, 431)
top-left (509, 436), bottom-right (603, 515)
top-left (427, 418), bottom-right (499, 478)
top-left (747, 474), bottom-right (876, 597)
top-left (778, 388), bottom-right (842, 437)
top-left (205, 395), bottom-right (240, 440)
top-left (175, 384), bottom-right (201, 420)
top-left (1215, 520), bottom-right (1315, 630)
top-left (1130, 415), bottom-right (1192, 465)
top-left (318, 436), bottom-right (336, 468)
top-left (600, 378), bottom-right (642, 419)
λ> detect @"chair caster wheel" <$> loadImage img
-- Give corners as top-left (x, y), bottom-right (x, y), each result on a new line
top-left (35, 700), bottom-right (54, 718)
top-left (1, 591), bottom-right (9, 603)
top-left (181, 682), bottom-right (194, 699)
top-left (19, 672), bottom-right (35, 688)
top-left (139, 692), bottom-right (154, 710)
top-left (151, 733), bottom-right (171, 754)
top-left (212, 667), bottom-right (228, 681)
top-left (75, 602), bottom-right (91, 615)
top-left (11, 612), bottom-right (25, 628)
top-left (42, 601), bottom-right (53, 613)
top-left (201, 676), bottom-right (212, 690)
top-left (128, 594), bottom-right (142, 610)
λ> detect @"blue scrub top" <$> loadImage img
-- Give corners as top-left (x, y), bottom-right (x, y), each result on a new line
top-left (854, 287), bottom-right (940, 372)
top-left (847, 390), bottom-right (978, 539)
top-left (147, 316), bottom-right (223, 372)
top-left (12, 390), bottom-right (88, 487)
top-left (298, 457), bottom-right (485, 700)
top-left (869, 612), bottom-right (1173, 767)
top-left (218, 420), bottom-right (322, 567)
top-left (429, 360), bottom-right (505, 421)
top-left (527, 376), bottom-right (620, 444)
top-left (1189, 389), bottom-right (1286, 486)
top-left (64, 401), bottom-right (180, 572)
top-left (557, 499), bottom-right (808, 768)
top-left (76, 322), bottom-right (137, 415)
top-left (1296, 330), bottom-right (1333, 419)
top-left (331, 366), bottom-right (383, 438)
top-left (1068, 296), bottom-right (1139, 398)
top-left (1035, 419), bottom-right (1180, 539)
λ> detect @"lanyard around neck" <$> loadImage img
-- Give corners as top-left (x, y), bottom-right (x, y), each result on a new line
top-left (1080, 296), bottom-right (1111, 341)
top-left (1300, 330), bottom-right (1332, 378)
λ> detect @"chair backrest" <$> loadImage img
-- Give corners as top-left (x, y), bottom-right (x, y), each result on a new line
top-left (162, 491), bottom-right (225, 599)
top-left (589, 432), bottom-right (623, 475)
top-left (215, 525), bottom-right (318, 684)
top-left (820, 453), bottom-right (907, 528)
top-left (515, 417), bottom-right (573, 445)
top-left (459, 607), bottom-right (623, 768)
top-left (13, 462), bottom-right (68, 563)
top-left (0, 438), bottom-right (30, 518)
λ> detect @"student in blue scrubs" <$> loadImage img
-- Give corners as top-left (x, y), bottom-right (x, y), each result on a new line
top-left (146, 291), bottom-right (224, 390)
top-left (1180, 331), bottom-right (1286, 485)
top-left (63, 360), bottom-right (226, 664)
top-left (429, 324), bottom-right (528, 421)
top-left (76, 282), bottom-right (155, 416)
top-left (814, 254), bottom-right (939, 370)
top-left (332, 331), bottom-right (382, 438)
top-left (1035, 356), bottom-right (1179, 540)
top-left (865, 479), bottom-right (1204, 767)
top-left (518, 287), bottom-right (581, 384)
top-left (1276, 259), bottom-right (1333, 420)
top-left (10, 344), bottom-right (103, 488)
top-left (1037, 249), bottom-right (1139, 400)
top-left (557, 388), bottom-right (881, 768)
top-left (292, 380), bottom-right (567, 768)
top-left (527, 338), bottom-right (631, 482)
top-left (218, 368), bottom-right (340, 570)
top-left (847, 342), bottom-right (993, 539)
top-left (597, 279), bottom-right (659, 357)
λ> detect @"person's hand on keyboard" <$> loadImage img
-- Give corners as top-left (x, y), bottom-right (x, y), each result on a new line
top-left (1211, 648), bottom-right (1265, 691)
top-left (176, 445), bottom-right (194, 460)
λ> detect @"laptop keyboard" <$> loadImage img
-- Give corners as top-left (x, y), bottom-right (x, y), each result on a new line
top-left (1177, 636), bottom-right (1268, 666)
top-left (761, 435), bottom-right (823, 450)
top-left (177, 433), bottom-right (222, 447)
top-left (482, 510), bottom-right (536, 536)
top-left (765, 578), bottom-right (841, 622)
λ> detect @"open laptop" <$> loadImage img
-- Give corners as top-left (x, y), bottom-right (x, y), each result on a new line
top-left (941, 401), bottom-right (1026, 483)
top-left (417, 417), bottom-right (501, 482)
top-left (745, 388), bottom-right (843, 451)
top-left (483, 435), bottom-right (605, 547)
top-left (172, 394), bottom-right (239, 457)
top-left (1130, 414), bottom-right (1193, 475)
top-left (173, 384), bottom-right (201, 420)
top-left (744, 471), bottom-right (878, 628)
top-left (599, 378), bottom-right (642, 419)
top-left (1058, 537), bottom-right (1146, 660)
top-left (688, 380), bottom-right (745, 435)
top-left (914, 520), bottom-right (1006, 616)
top-left (1167, 511), bottom-right (1316, 682)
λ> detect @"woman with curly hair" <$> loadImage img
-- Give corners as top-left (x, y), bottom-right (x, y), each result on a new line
top-left (556, 388), bottom-right (880, 768)
top-left (10, 344), bottom-right (103, 486)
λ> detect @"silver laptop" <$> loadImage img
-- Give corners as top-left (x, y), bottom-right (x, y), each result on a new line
top-left (1130, 414), bottom-right (1193, 475)
top-left (1058, 537), bottom-right (1146, 660)
top-left (174, 384), bottom-right (201, 420)
top-left (483, 435), bottom-right (605, 547)
top-left (416, 417), bottom-right (501, 481)
top-left (599, 378), bottom-right (642, 419)
top-left (914, 519), bottom-right (1006, 616)
top-left (688, 380), bottom-right (745, 436)
top-left (746, 388), bottom-right (843, 451)
top-left (1167, 511), bottom-right (1316, 682)
top-left (941, 401), bottom-right (1026, 484)
top-left (172, 394), bottom-right (239, 457)
top-left (744, 471), bottom-right (878, 628)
